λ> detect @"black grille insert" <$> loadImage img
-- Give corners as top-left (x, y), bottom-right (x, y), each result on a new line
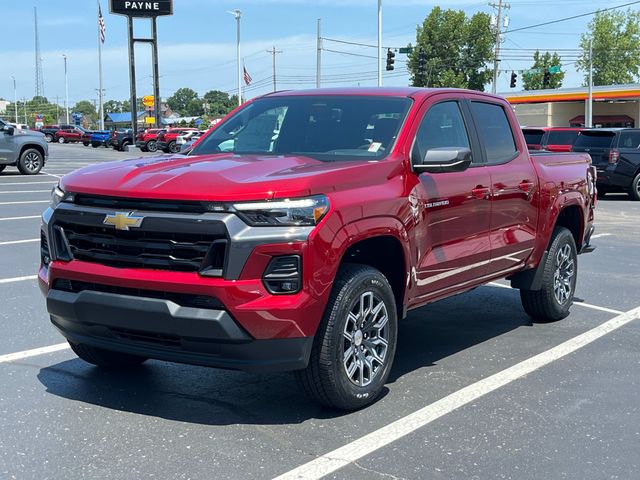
top-left (73, 194), bottom-right (210, 213)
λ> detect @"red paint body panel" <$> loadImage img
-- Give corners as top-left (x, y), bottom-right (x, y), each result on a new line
top-left (44, 88), bottom-right (596, 342)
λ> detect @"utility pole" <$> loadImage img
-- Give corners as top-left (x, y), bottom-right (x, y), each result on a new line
top-left (316, 18), bottom-right (322, 88)
top-left (489, 0), bottom-right (510, 94)
top-left (62, 54), bottom-right (69, 124)
top-left (34, 7), bottom-right (45, 99)
top-left (10, 76), bottom-right (18, 123)
top-left (22, 98), bottom-right (27, 125)
top-left (267, 46), bottom-right (283, 92)
top-left (377, 0), bottom-right (382, 86)
top-left (56, 95), bottom-right (59, 123)
top-left (227, 10), bottom-right (242, 106)
top-left (586, 38), bottom-right (593, 128)
top-left (97, 0), bottom-right (105, 130)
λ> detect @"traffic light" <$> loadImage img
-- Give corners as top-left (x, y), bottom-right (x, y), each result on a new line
top-left (386, 49), bottom-right (395, 71)
top-left (543, 70), bottom-right (551, 88)
top-left (510, 71), bottom-right (517, 88)
top-left (417, 50), bottom-right (428, 73)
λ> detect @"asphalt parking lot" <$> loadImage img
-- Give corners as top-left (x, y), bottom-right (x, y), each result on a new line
top-left (1, 143), bottom-right (639, 480)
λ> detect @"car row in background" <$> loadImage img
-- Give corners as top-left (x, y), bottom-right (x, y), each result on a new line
top-left (523, 125), bottom-right (640, 201)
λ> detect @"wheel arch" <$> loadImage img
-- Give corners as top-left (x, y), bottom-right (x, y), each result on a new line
top-left (19, 143), bottom-right (46, 162)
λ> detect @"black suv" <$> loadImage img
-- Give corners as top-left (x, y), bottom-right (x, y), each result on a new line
top-left (572, 128), bottom-right (640, 200)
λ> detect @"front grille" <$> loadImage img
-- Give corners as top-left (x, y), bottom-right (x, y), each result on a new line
top-left (56, 221), bottom-right (226, 273)
top-left (73, 194), bottom-right (210, 213)
top-left (53, 279), bottom-right (225, 310)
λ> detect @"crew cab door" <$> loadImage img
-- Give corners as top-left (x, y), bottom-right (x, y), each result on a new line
top-left (467, 99), bottom-right (539, 274)
top-left (408, 96), bottom-right (492, 300)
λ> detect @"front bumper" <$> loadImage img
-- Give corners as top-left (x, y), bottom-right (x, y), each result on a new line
top-left (47, 287), bottom-right (313, 372)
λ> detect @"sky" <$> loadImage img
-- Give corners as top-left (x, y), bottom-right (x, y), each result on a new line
top-left (0, 0), bottom-right (634, 108)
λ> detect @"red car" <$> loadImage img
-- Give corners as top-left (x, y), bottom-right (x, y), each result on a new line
top-left (523, 126), bottom-right (583, 152)
top-left (40, 88), bottom-right (596, 409)
top-left (54, 127), bottom-right (84, 144)
top-left (157, 127), bottom-right (197, 153)
top-left (135, 128), bottom-right (164, 152)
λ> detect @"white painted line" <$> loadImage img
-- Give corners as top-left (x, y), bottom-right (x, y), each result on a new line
top-left (0, 343), bottom-right (70, 364)
top-left (590, 233), bottom-right (612, 239)
top-left (0, 181), bottom-right (56, 185)
top-left (0, 215), bottom-right (40, 221)
top-left (0, 274), bottom-right (38, 284)
top-left (41, 172), bottom-right (62, 179)
top-left (0, 238), bottom-right (39, 246)
top-left (0, 200), bottom-right (49, 205)
top-left (0, 190), bottom-right (51, 194)
top-left (274, 305), bottom-right (640, 480)
top-left (488, 282), bottom-right (623, 315)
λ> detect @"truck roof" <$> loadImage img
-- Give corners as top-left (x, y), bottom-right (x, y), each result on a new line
top-left (264, 87), bottom-right (503, 100)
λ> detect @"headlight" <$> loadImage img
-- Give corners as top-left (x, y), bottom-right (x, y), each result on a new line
top-left (50, 186), bottom-right (74, 209)
top-left (232, 195), bottom-right (330, 227)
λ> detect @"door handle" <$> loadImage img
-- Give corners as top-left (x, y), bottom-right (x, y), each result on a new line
top-left (471, 186), bottom-right (491, 200)
top-left (518, 180), bottom-right (535, 193)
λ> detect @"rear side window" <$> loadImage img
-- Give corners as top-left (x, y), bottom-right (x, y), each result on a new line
top-left (471, 102), bottom-right (517, 163)
top-left (573, 132), bottom-right (615, 149)
top-left (547, 130), bottom-right (579, 145)
top-left (618, 130), bottom-right (640, 149)
top-left (523, 129), bottom-right (544, 145)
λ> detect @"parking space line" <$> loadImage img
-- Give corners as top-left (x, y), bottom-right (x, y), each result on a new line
top-left (0, 343), bottom-right (70, 364)
top-left (488, 282), bottom-right (623, 315)
top-left (0, 200), bottom-right (49, 205)
top-left (590, 233), bottom-right (612, 239)
top-left (0, 190), bottom-right (51, 194)
top-left (0, 274), bottom-right (38, 284)
top-left (0, 238), bottom-right (39, 246)
top-left (274, 305), bottom-right (640, 480)
top-left (0, 216), bottom-right (40, 221)
top-left (0, 181), bottom-right (56, 185)
top-left (41, 172), bottom-right (62, 179)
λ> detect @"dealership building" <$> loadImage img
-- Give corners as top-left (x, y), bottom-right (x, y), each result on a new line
top-left (502, 83), bottom-right (640, 128)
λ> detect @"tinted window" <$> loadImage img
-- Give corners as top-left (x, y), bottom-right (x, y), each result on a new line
top-left (471, 102), bottom-right (517, 163)
top-left (523, 129), bottom-right (544, 145)
top-left (191, 96), bottom-right (412, 161)
top-left (573, 132), bottom-right (615, 149)
top-left (547, 130), bottom-right (579, 145)
top-left (618, 130), bottom-right (640, 149)
top-left (412, 101), bottom-right (471, 163)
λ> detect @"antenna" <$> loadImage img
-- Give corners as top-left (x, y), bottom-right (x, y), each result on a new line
top-left (34, 7), bottom-right (45, 99)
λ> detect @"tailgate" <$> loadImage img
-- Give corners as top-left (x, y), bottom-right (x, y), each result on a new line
top-left (572, 130), bottom-right (616, 166)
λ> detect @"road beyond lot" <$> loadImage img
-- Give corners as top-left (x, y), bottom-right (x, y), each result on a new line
top-left (1, 144), bottom-right (639, 480)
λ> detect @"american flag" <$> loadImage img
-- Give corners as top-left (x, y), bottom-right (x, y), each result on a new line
top-left (98, 3), bottom-right (106, 43)
top-left (243, 65), bottom-right (252, 86)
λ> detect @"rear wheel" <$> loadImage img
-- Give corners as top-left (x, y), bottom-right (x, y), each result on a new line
top-left (17, 148), bottom-right (44, 175)
top-left (121, 140), bottom-right (131, 151)
top-left (92, 143), bottom-right (99, 148)
top-left (83, 142), bottom-right (90, 146)
top-left (520, 227), bottom-right (577, 322)
top-left (69, 342), bottom-right (147, 369)
top-left (168, 140), bottom-right (179, 153)
top-left (57, 137), bottom-right (65, 144)
top-left (146, 140), bottom-right (158, 152)
top-left (44, 134), bottom-right (54, 143)
top-left (629, 173), bottom-right (640, 201)
top-left (296, 264), bottom-right (398, 410)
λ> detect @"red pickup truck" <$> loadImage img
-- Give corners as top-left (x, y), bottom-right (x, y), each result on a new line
top-left (40, 88), bottom-right (596, 410)
top-left (157, 127), bottom-right (197, 153)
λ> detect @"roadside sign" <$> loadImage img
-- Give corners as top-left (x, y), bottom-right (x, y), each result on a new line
top-left (398, 47), bottom-right (413, 54)
top-left (145, 116), bottom-right (155, 124)
top-left (109, 0), bottom-right (173, 17)
top-left (548, 65), bottom-right (561, 74)
top-left (142, 95), bottom-right (155, 107)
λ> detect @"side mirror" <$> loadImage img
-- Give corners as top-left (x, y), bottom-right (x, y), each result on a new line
top-left (413, 147), bottom-right (472, 174)
top-left (2, 125), bottom-right (15, 136)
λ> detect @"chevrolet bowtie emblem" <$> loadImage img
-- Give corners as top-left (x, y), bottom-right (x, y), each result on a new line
top-left (103, 212), bottom-right (144, 231)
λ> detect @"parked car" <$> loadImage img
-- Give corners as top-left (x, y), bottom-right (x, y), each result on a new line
top-left (109, 129), bottom-right (133, 151)
top-left (40, 124), bottom-right (75, 143)
top-left (90, 131), bottom-right (111, 148)
top-left (0, 118), bottom-right (48, 175)
top-left (177, 130), bottom-right (204, 152)
top-left (55, 127), bottom-right (85, 144)
top-left (40, 87), bottom-right (596, 410)
top-left (523, 127), bottom-right (583, 152)
top-left (8, 123), bottom-right (30, 131)
top-left (572, 127), bottom-right (640, 200)
top-left (157, 127), bottom-right (198, 153)
top-left (135, 128), bottom-right (163, 152)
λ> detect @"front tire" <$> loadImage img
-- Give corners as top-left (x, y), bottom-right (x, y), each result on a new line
top-left (57, 137), bottom-right (65, 144)
top-left (69, 342), bottom-right (148, 369)
top-left (520, 227), bottom-right (577, 322)
top-left (168, 140), bottom-right (179, 153)
top-left (296, 264), bottom-right (398, 410)
top-left (146, 140), bottom-right (158, 152)
top-left (45, 134), bottom-right (54, 143)
top-left (629, 173), bottom-right (640, 201)
top-left (17, 148), bottom-right (44, 175)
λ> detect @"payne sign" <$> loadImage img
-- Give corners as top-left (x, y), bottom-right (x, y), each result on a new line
top-left (109, 0), bottom-right (173, 17)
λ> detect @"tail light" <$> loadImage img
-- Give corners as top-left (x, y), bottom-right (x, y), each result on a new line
top-left (609, 149), bottom-right (620, 164)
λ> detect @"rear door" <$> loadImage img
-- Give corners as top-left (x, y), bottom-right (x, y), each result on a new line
top-left (572, 130), bottom-right (616, 169)
top-left (613, 129), bottom-right (640, 187)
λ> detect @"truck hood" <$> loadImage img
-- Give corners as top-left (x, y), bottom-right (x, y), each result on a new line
top-left (18, 130), bottom-right (45, 138)
top-left (60, 153), bottom-right (399, 202)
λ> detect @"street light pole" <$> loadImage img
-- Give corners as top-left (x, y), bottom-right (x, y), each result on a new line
top-left (377, 0), bottom-right (382, 87)
top-left (62, 54), bottom-right (69, 124)
top-left (587, 38), bottom-right (593, 128)
top-left (10, 76), bottom-right (18, 123)
top-left (227, 10), bottom-right (242, 106)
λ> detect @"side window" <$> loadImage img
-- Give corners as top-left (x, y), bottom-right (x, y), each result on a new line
top-left (413, 101), bottom-right (471, 164)
top-left (470, 102), bottom-right (517, 164)
top-left (618, 131), bottom-right (640, 149)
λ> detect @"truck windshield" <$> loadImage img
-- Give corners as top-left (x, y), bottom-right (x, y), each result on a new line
top-left (573, 132), bottom-right (615, 149)
top-left (190, 95), bottom-right (412, 161)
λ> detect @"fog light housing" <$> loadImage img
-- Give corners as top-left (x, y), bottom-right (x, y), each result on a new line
top-left (263, 255), bottom-right (301, 294)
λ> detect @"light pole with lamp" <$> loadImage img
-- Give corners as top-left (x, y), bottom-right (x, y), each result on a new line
top-left (62, 54), bottom-right (69, 124)
top-left (9, 76), bottom-right (18, 123)
top-left (227, 9), bottom-right (242, 106)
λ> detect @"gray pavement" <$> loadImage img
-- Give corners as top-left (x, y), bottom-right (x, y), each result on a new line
top-left (0, 143), bottom-right (638, 480)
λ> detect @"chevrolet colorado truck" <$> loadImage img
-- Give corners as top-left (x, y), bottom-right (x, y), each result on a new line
top-left (0, 118), bottom-right (48, 175)
top-left (39, 88), bottom-right (596, 410)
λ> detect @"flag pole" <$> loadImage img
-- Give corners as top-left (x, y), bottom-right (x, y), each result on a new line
top-left (97, 0), bottom-right (105, 130)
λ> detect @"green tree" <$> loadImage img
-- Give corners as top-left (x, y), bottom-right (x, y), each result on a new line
top-left (186, 98), bottom-right (204, 116)
top-left (73, 100), bottom-right (97, 124)
top-left (522, 51), bottom-right (564, 90)
top-left (408, 7), bottom-right (494, 90)
top-left (576, 9), bottom-right (640, 86)
top-left (167, 88), bottom-right (198, 115)
top-left (203, 90), bottom-right (235, 115)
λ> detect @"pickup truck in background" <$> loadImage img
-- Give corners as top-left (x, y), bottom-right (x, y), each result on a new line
top-left (0, 118), bottom-right (48, 174)
top-left (40, 88), bottom-right (596, 410)
top-left (90, 131), bottom-right (111, 148)
top-left (109, 129), bottom-right (133, 151)
top-left (523, 126), bottom-right (582, 152)
top-left (572, 127), bottom-right (640, 200)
